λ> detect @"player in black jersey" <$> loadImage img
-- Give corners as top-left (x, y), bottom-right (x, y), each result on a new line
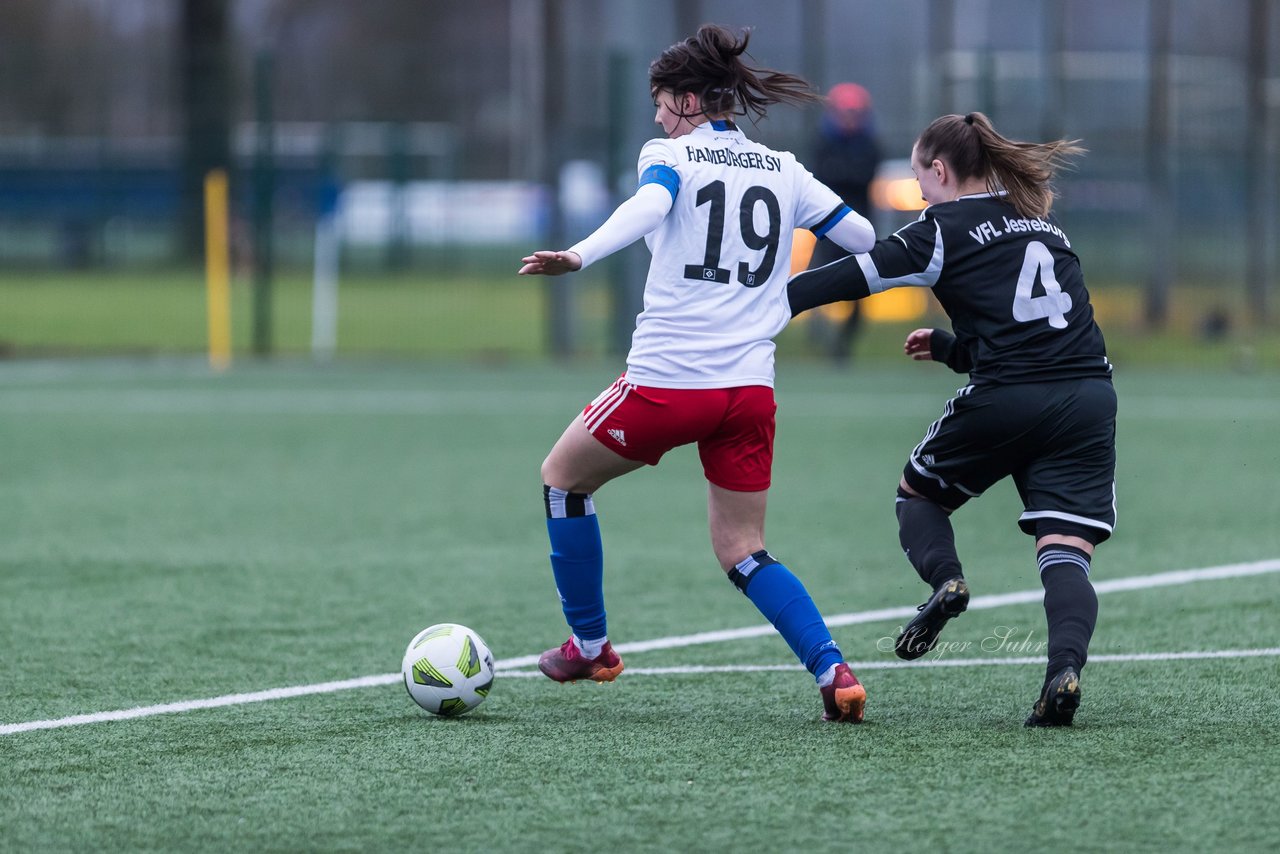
top-left (788, 112), bottom-right (1116, 726)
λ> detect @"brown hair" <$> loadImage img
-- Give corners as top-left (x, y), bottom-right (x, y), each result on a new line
top-left (914, 112), bottom-right (1085, 218)
top-left (648, 24), bottom-right (819, 124)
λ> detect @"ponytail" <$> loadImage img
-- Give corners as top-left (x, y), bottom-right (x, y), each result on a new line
top-left (916, 112), bottom-right (1084, 218)
top-left (649, 24), bottom-right (819, 123)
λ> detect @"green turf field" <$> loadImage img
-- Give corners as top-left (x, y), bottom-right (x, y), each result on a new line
top-left (0, 268), bottom-right (613, 359)
top-left (3, 270), bottom-right (1279, 372)
top-left (2, 359), bottom-right (1278, 851)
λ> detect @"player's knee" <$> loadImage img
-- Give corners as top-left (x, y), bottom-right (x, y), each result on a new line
top-left (539, 455), bottom-right (561, 488)
top-left (895, 484), bottom-right (951, 522)
top-left (894, 485), bottom-right (916, 523)
top-left (541, 454), bottom-right (582, 493)
top-left (713, 542), bottom-right (752, 573)
top-left (1033, 518), bottom-right (1105, 549)
top-left (899, 480), bottom-right (968, 517)
top-left (711, 530), bottom-right (766, 573)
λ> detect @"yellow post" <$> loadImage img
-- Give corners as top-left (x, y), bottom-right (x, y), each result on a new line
top-left (204, 169), bottom-right (232, 371)
top-left (789, 228), bottom-right (817, 275)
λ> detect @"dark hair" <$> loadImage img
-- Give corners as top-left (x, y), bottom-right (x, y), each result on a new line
top-left (914, 112), bottom-right (1085, 218)
top-left (648, 24), bottom-right (819, 123)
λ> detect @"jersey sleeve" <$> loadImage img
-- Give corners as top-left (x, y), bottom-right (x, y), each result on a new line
top-left (821, 208), bottom-right (875, 254)
top-left (792, 165), bottom-right (875, 253)
top-left (792, 165), bottom-right (850, 232)
top-left (926, 328), bottom-right (976, 374)
top-left (561, 140), bottom-right (683, 269)
top-left (857, 214), bottom-right (945, 292)
top-left (566, 182), bottom-right (673, 270)
top-left (636, 139), bottom-right (681, 202)
top-left (787, 212), bottom-right (944, 316)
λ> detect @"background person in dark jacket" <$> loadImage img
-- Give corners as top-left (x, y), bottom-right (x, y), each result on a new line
top-left (807, 82), bottom-right (882, 365)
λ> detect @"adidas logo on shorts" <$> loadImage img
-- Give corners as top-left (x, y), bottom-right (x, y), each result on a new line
top-left (607, 428), bottom-right (627, 447)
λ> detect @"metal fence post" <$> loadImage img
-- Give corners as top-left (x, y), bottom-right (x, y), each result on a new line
top-left (252, 49), bottom-right (275, 356)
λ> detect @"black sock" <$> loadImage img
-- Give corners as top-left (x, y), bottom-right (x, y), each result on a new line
top-left (1038, 545), bottom-right (1098, 686)
top-left (895, 493), bottom-right (963, 589)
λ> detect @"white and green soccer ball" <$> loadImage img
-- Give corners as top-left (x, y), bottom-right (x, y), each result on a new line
top-left (402, 623), bottom-right (495, 717)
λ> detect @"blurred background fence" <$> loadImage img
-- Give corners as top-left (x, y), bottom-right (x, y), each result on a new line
top-left (0, 0), bottom-right (1277, 363)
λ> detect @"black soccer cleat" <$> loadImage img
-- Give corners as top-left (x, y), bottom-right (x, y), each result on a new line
top-left (893, 577), bottom-right (970, 660)
top-left (1025, 667), bottom-right (1082, 727)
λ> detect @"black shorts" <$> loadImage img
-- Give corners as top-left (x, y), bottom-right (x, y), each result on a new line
top-left (901, 377), bottom-right (1117, 542)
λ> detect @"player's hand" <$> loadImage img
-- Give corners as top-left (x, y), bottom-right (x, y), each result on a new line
top-left (903, 328), bottom-right (935, 361)
top-left (518, 250), bottom-right (582, 276)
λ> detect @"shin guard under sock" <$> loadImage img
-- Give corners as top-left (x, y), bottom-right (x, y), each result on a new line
top-left (895, 490), bottom-right (964, 589)
top-left (544, 485), bottom-right (606, 642)
top-left (728, 551), bottom-right (843, 681)
top-left (1038, 544), bottom-right (1097, 685)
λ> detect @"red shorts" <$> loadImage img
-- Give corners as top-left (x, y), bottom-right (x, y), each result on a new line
top-left (581, 376), bottom-right (777, 492)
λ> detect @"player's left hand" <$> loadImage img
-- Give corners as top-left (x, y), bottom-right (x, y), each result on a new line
top-left (903, 328), bottom-right (934, 360)
top-left (518, 250), bottom-right (582, 276)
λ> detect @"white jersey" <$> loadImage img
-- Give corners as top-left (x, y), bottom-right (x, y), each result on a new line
top-left (624, 121), bottom-right (851, 389)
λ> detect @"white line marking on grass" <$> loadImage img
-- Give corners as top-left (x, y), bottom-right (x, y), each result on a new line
top-left (494, 557), bottom-right (1280, 670)
top-left (3, 558), bottom-right (1278, 736)
top-left (0, 674), bottom-right (400, 736)
top-left (493, 646), bottom-right (1280, 677)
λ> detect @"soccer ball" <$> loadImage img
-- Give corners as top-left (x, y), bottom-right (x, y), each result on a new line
top-left (401, 623), bottom-right (495, 717)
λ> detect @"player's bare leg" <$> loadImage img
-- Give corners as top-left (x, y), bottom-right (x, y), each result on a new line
top-left (710, 484), bottom-right (866, 722)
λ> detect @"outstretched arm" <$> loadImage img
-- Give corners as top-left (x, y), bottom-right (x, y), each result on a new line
top-left (787, 254), bottom-right (871, 316)
top-left (789, 216), bottom-right (943, 317)
top-left (518, 182), bottom-right (673, 276)
top-left (822, 208), bottom-right (876, 255)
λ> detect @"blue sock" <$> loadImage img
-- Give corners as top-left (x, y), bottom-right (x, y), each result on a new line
top-left (729, 551), bottom-right (843, 681)
top-left (544, 485), bottom-right (606, 642)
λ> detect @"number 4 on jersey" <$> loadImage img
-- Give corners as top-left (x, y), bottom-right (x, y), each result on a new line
top-left (1012, 241), bottom-right (1072, 329)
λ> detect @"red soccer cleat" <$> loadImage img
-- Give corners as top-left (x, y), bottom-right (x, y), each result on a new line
top-left (538, 638), bottom-right (625, 683)
top-left (820, 663), bottom-right (867, 723)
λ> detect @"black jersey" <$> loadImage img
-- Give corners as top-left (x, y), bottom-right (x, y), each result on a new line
top-left (790, 192), bottom-right (1111, 384)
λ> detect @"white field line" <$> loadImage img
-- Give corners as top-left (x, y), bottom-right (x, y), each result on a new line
top-left (3, 558), bottom-right (1278, 736)
top-left (0, 675), bottom-right (400, 736)
top-left (495, 557), bottom-right (1280, 669)
top-left (494, 646), bottom-right (1280, 677)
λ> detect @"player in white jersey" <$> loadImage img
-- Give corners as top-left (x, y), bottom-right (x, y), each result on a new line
top-left (518, 25), bottom-right (875, 722)
top-left (619, 122), bottom-right (861, 388)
